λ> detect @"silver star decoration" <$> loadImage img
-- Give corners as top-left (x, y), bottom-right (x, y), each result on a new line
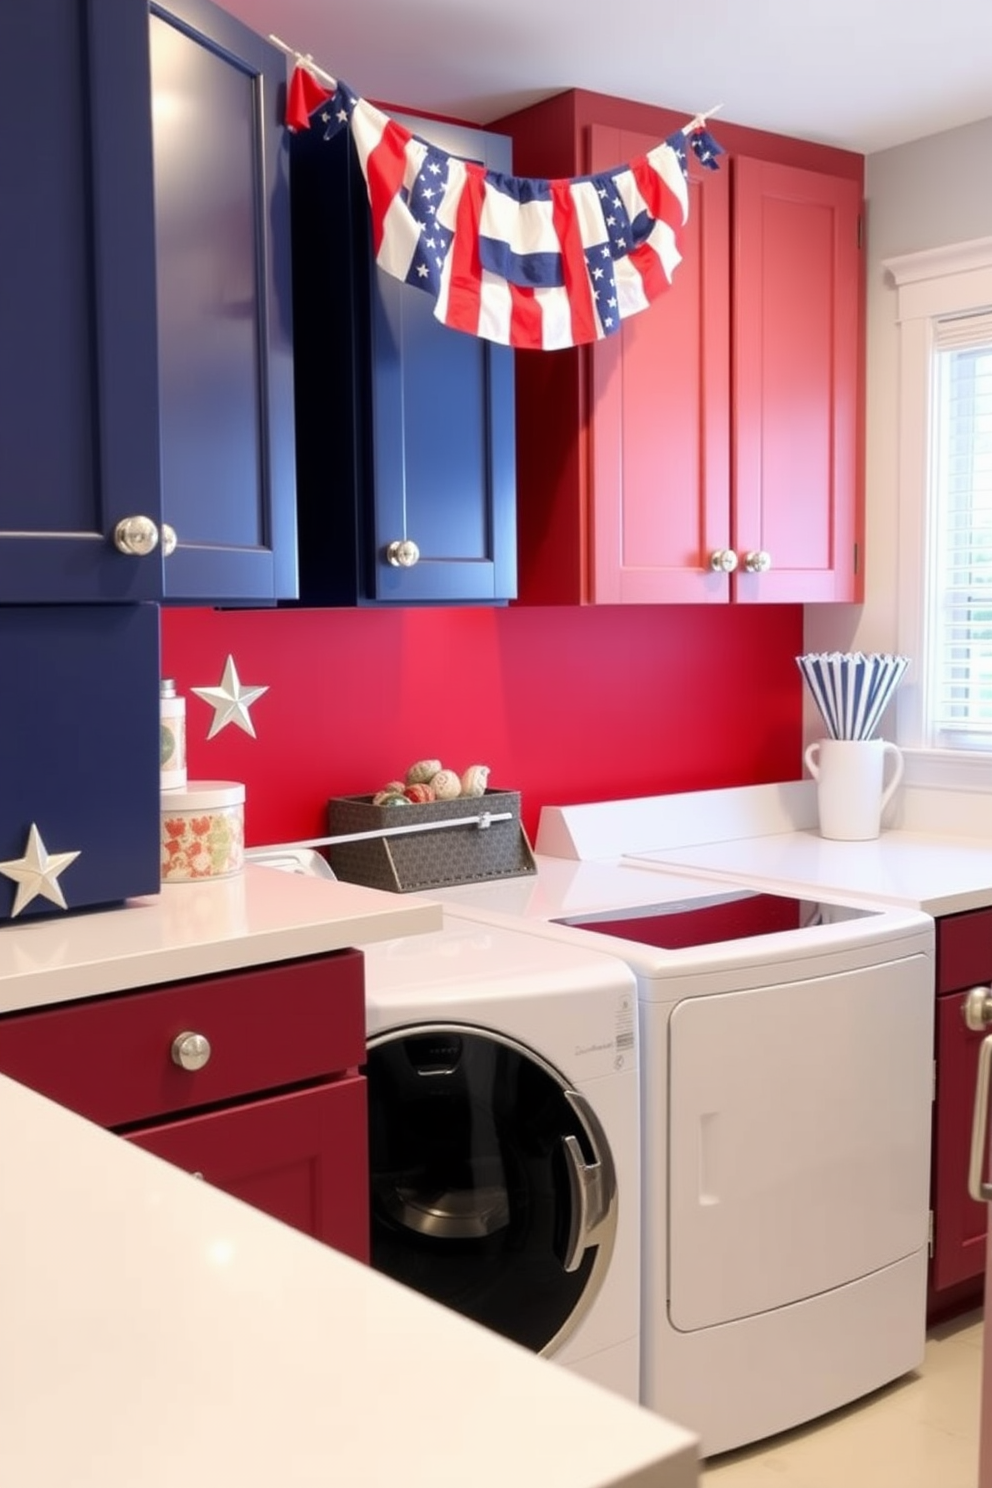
top-left (192, 654), bottom-right (269, 740)
top-left (0, 823), bottom-right (81, 918)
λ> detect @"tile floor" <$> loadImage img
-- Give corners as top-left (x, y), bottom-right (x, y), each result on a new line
top-left (700, 1311), bottom-right (983, 1487)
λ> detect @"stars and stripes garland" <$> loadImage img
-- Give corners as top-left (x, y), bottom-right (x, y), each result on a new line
top-left (287, 67), bottom-right (723, 352)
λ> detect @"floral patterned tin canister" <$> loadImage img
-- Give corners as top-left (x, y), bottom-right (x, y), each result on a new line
top-left (161, 781), bottom-right (245, 883)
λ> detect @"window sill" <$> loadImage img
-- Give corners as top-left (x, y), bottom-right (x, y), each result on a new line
top-left (901, 747), bottom-right (992, 793)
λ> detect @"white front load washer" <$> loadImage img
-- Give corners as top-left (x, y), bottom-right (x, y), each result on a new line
top-left (431, 856), bottom-right (936, 1456)
top-left (359, 910), bottom-right (642, 1403)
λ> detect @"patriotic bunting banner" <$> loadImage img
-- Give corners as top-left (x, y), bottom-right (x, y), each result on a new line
top-left (286, 67), bottom-right (723, 352)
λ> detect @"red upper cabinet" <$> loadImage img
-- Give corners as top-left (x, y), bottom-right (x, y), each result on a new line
top-left (494, 90), bottom-right (865, 605)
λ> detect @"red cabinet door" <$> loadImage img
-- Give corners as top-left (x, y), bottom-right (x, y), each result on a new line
top-left (929, 909), bottom-right (992, 1311)
top-left (587, 124), bottom-right (732, 604)
top-left (932, 990), bottom-right (987, 1294)
top-left (733, 158), bottom-right (862, 603)
top-left (124, 1077), bottom-right (370, 1264)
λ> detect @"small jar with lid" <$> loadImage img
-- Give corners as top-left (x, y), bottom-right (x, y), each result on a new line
top-left (160, 679), bottom-right (187, 791)
top-left (161, 780), bottom-right (245, 882)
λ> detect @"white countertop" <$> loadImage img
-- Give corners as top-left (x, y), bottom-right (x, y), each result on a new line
top-left (0, 865), bottom-right (443, 1015)
top-left (433, 854), bottom-right (755, 920)
top-left (629, 829), bottom-right (992, 916)
top-left (533, 782), bottom-right (992, 918)
top-left (0, 1074), bottom-right (699, 1488)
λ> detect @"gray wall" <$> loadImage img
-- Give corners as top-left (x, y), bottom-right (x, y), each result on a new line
top-left (804, 114), bottom-right (992, 679)
top-left (866, 116), bottom-right (992, 261)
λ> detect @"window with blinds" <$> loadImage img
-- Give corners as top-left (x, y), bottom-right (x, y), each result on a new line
top-left (927, 312), bottom-right (992, 748)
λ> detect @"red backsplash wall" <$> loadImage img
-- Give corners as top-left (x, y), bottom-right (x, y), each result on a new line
top-left (162, 603), bottom-right (804, 849)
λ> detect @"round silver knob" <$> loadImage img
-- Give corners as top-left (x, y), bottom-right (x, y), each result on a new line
top-left (170, 1031), bottom-right (212, 1071)
top-left (743, 549), bottom-right (772, 573)
top-left (113, 515), bottom-right (160, 557)
top-left (709, 549), bottom-right (738, 573)
top-left (963, 986), bottom-right (992, 1032)
top-left (161, 522), bottom-right (178, 557)
top-left (386, 539), bottom-right (420, 568)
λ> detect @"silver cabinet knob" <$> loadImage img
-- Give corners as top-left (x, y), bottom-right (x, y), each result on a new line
top-left (113, 515), bottom-right (160, 557)
top-left (170, 1031), bottom-right (212, 1071)
top-left (743, 549), bottom-right (772, 573)
top-left (161, 522), bottom-right (178, 557)
top-left (386, 539), bottom-right (420, 568)
top-left (709, 549), bottom-right (739, 573)
top-left (963, 986), bottom-right (992, 1032)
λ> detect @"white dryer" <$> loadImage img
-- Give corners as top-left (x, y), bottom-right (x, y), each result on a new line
top-left (432, 856), bottom-right (936, 1457)
top-left (359, 910), bottom-right (642, 1403)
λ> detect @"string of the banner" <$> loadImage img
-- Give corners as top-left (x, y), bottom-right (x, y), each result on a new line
top-left (269, 35), bottom-right (336, 89)
top-left (267, 33), bottom-right (723, 140)
top-left (682, 103), bottom-right (724, 137)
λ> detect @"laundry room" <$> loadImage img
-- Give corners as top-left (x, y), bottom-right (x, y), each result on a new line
top-left (3, 1), bottom-right (992, 1486)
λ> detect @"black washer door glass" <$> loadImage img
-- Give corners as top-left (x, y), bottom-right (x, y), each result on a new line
top-left (367, 1028), bottom-right (599, 1354)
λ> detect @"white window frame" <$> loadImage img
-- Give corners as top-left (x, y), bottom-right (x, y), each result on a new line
top-left (885, 236), bottom-right (992, 792)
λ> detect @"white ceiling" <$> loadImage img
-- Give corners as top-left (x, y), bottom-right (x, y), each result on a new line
top-left (222, 0), bottom-right (992, 155)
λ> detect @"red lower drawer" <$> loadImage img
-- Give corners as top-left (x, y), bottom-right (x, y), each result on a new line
top-left (0, 951), bottom-right (365, 1126)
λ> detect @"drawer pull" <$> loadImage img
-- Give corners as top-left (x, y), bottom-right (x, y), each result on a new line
top-left (171, 1031), bottom-right (212, 1072)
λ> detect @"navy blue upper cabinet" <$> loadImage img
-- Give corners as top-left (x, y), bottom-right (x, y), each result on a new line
top-left (290, 114), bottom-right (516, 605)
top-left (0, 0), bottom-right (297, 605)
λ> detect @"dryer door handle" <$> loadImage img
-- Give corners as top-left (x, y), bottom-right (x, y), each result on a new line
top-left (560, 1133), bottom-right (613, 1273)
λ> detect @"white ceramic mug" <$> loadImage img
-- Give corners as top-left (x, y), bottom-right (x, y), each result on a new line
top-left (803, 738), bottom-right (904, 841)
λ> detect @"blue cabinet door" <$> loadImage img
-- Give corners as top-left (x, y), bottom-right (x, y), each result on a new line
top-left (0, 1), bottom-right (152, 604)
top-left (290, 114), bottom-right (516, 605)
top-left (0, 606), bottom-right (161, 922)
top-left (140, 0), bottom-right (297, 604)
top-left (0, 0), bottom-right (296, 606)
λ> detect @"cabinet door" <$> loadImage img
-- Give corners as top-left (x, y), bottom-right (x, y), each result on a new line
top-left (588, 125), bottom-right (732, 604)
top-left (733, 159), bottom-right (862, 603)
top-left (291, 117), bottom-right (516, 605)
top-left (124, 1078), bottom-right (370, 1264)
top-left (932, 990), bottom-right (988, 1293)
top-left (0, 606), bottom-right (161, 921)
top-left (142, 0), bottom-right (297, 603)
top-left (0, 1), bottom-right (157, 603)
top-left (0, 0), bottom-right (296, 605)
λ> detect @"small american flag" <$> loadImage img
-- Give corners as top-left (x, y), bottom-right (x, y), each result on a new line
top-left (287, 69), bottom-right (723, 351)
